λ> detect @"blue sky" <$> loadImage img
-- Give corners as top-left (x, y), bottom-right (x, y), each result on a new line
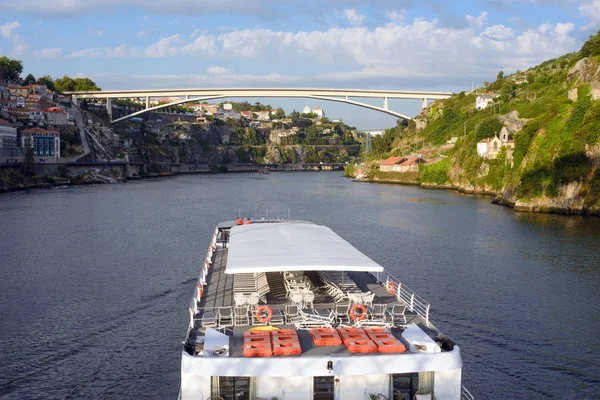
top-left (1, 0), bottom-right (598, 129)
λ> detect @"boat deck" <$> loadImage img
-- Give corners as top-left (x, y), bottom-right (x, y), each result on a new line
top-left (187, 244), bottom-right (449, 358)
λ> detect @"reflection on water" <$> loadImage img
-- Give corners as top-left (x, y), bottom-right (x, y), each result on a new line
top-left (0, 172), bottom-right (599, 399)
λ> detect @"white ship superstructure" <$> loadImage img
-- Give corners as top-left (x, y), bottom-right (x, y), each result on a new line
top-left (182, 220), bottom-right (473, 400)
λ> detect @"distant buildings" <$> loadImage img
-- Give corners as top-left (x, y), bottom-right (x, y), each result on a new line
top-left (44, 107), bottom-right (69, 125)
top-left (223, 103), bottom-right (233, 111)
top-left (302, 105), bottom-right (325, 117)
top-left (476, 94), bottom-right (499, 110)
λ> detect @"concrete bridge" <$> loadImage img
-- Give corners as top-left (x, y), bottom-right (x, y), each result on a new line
top-left (65, 88), bottom-right (453, 124)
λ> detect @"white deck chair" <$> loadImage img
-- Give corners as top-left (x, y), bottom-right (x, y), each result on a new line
top-left (285, 304), bottom-right (299, 323)
top-left (390, 304), bottom-right (407, 326)
top-left (201, 310), bottom-right (217, 328)
top-left (218, 306), bottom-right (233, 327)
top-left (234, 306), bottom-right (250, 326)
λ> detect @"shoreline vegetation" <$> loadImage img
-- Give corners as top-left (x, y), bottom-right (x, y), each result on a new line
top-left (344, 32), bottom-right (600, 217)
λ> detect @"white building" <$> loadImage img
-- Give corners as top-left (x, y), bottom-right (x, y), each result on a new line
top-left (223, 103), bottom-right (233, 111)
top-left (302, 105), bottom-right (311, 114)
top-left (313, 106), bottom-right (324, 117)
top-left (475, 94), bottom-right (499, 110)
top-left (0, 119), bottom-right (17, 149)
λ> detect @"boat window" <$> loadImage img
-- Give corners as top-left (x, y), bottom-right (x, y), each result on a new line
top-left (212, 376), bottom-right (254, 400)
top-left (391, 373), bottom-right (418, 400)
top-left (313, 376), bottom-right (335, 400)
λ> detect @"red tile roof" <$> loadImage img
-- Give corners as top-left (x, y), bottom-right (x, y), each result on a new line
top-left (381, 156), bottom-right (406, 165)
top-left (22, 128), bottom-right (60, 135)
top-left (399, 156), bottom-right (423, 166)
top-left (44, 106), bottom-right (67, 114)
top-left (478, 138), bottom-right (491, 143)
top-left (0, 119), bottom-right (14, 127)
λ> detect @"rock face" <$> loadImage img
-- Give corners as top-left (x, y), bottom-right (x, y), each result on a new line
top-left (568, 88), bottom-right (578, 102)
top-left (591, 80), bottom-right (600, 101)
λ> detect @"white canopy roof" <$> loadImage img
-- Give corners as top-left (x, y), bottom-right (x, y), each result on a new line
top-left (225, 222), bottom-right (384, 274)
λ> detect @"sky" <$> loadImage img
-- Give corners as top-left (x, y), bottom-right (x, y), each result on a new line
top-left (1, 0), bottom-right (599, 129)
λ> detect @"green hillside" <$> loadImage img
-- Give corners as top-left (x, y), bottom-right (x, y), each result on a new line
top-left (363, 31), bottom-right (600, 215)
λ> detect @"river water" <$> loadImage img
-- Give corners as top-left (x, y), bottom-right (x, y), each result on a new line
top-left (1, 172), bottom-right (599, 399)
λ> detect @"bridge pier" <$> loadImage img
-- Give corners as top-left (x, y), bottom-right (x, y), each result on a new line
top-left (146, 96), bottom-right (150, 109)
top-left (422, 98), bottom-right (428, 110)
top-left (106, 98), bottom-right (112, 118)
top-left (383, 97), bottom-right (388, 110)
top-left (71, 95), bottom-right (79, 107)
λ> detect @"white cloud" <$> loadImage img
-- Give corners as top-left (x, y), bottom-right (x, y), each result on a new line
top-left (0, 21), bottom-right (27, 56)
top-left (579, 0), bottom-right (600, 28)
top-left (206, 66), bottom-right (231, 75)
top-left (385, 11), bottom-right (405, 24)
top-left (36, 47), bottom-right (63, 58)
top-left (0, 21), bottom-right (21, 38)
top-left (144, 34), bottom-right (181, 57)
top-left (343, 9), bottom-right (366, 26)
top-left (68, 48), bottom-right (100, 58)
top-left (466, 12), bottom-right (488, 28)
top-left (137, 30), bottom-right (148, 38)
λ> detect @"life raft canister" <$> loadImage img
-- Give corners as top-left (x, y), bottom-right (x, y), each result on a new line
top-left (349, 303), bottom-right (368, 321)
top-left (255, 305), bottom-right (273, 323)
top-left (245, 218), bottom-right (252, 225)
top-left (237, 217), bottom-right (243, 225)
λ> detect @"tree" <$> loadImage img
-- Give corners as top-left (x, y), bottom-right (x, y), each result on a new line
top-left (23, 73), bottom-right (36, 85)
top-left (475, 116), bottom-right (504, 141)
top-left (0, 57), bottom-right (23, 81)
top-left (54, 76), bottom-right (76, 92)
top-left (496, 71), bottom-right (504, 81)
top-left (54, 75), bottom-right (100, 93)
top-left (23, 135), bottom-right (34, 174)
top-left (580, 30), bottom-right (600, 58)
top-left (36, 75), bottom-right (55, 91)
top-left (273, 107), bottom-right (285, 119)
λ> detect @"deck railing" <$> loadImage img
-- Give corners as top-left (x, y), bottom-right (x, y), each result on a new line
top-left (370, 269), bottom-right (431, 326)
top-left (461, 385), bottom-right (475, 400)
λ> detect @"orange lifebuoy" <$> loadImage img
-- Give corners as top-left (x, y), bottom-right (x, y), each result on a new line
top-left (349, 304), bottom-right (367, 321)
top-left (389, 281), bottom-right (395, 296)
top-left (255, 305), bottom-right (272, 323)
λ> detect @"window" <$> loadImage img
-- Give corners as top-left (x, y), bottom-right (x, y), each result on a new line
top-left (313, 376), bottom-right (335, 400)
top-left (212, 376), bottom-right (254, 400)
top-left (391, 373), bottom-right (418, 400)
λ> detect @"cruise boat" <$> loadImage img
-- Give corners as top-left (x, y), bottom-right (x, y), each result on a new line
top-left (182, 219), bottom-right (474, 400)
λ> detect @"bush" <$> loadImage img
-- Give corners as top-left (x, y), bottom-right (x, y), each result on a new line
top-left (419, 159), bottom-right (451, 184)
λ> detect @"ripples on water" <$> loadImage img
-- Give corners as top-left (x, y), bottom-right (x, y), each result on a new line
top-left (0, 173), bottom-right (599, 399)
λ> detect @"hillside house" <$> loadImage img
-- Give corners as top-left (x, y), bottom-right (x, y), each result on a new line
top-left (44, 107), bottom-right (69, 125)
top-left (302, 105), bottom-right (311, 114)
top-left (379, 156), bottom-right (407, 172)
top-left (396, 156), bottom-right (425, 172)
top-left (313, 106), bottom-right (324, 117)
top-left (254, 110), bottom-right (272, 121)
top-left (476, 94), bottom-right (499, 110)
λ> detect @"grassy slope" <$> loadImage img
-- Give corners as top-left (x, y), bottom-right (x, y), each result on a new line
top-left (393, 52), bottom-right (600, 209)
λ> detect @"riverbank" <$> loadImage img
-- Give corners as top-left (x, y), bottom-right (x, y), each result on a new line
top-left (353, 175), bottom-right (600, 216)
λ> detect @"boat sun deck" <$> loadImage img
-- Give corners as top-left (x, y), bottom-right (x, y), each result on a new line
top-left (184, 221), bottom-right (454, 359)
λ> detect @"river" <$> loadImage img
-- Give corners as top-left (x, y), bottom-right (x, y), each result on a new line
top-left (1, 172), bottom-right (599, 399)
